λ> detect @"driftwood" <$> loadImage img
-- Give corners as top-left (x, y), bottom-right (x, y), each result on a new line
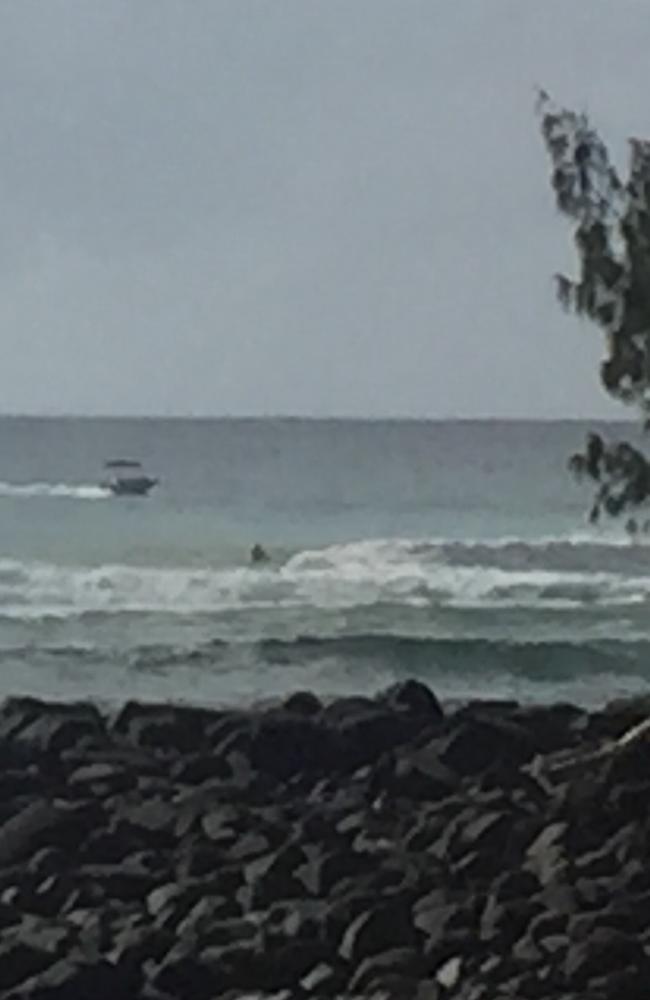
top-left (526, 715), bottom-right (650, 792)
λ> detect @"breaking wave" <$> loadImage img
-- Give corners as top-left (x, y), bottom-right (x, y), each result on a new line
top-left (0, 533), bottom-right (649, 620)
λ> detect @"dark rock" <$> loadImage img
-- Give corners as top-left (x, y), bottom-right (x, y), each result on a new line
top-left (0, 939), bottom-right (53, 991)
top-left (0, 800), bottom-right (103, 868)
top-left (170, 753), bottom-right (228, 785)
top-left (563, 926), bottom-right (649, 987)
top-left (337, 707), bottom-right (412, 771)
top-left (439, 714), bottom-right (536, 776)
top-left (348, 948), bottom-right (424, 992)
top-left (250, 710), bottom-right (338, 780)
top-left (0, 698), bottom-right (106, 755)
top-left (146, 949), bottom-right (225, 1000)
top-left (460, 810), bottom-right (512, 856)
top-left (512, 703), bottom-right (587, 754)
top-left (339, 901), bottom-right (414, 964)
top-left (378, 680), bottom-right (444, 720)
top-left (284, 690), bottom-right (322, 715)
top-left (112, 702), bottom-right (214, 754)
top-left (385, 744), bottom-right (456, 801)
top-left (76, 861), bottom-right (156, 902)
top-left (244, 844), bottom-right (307, 908)
top-left (479, 894), bottom-right (537, 949)
top-left (7, 958), bottom-right (142, 999)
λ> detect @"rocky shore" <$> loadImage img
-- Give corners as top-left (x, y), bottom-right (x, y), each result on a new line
top-left (0, 681), bottom-right (648, 999)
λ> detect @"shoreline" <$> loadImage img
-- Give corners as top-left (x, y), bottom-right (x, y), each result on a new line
top-left (0, 681), bottom-right (648, 998)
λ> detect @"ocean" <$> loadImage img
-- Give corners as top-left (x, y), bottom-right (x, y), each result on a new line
top-left (0, 416), bottom-right (648, 709)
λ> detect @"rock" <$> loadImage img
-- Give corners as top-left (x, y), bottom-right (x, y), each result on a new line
top-left (76, 862), bottom-right (156, 902)
top-left (0, 939), bottom-right (53, 991)
top-left (378, 680), bottom-right (444, 721)
top-left (563, 926), bottom-right (649, 987)
top-left (284, 691), bottom-right (322, 716)
top-left (436, 955), bottom-right (462, 989)
top-left (525, 822), bottom-right (569, 887)
top-left (0, 800), bottom-right (103, 868)
top-left (439, 714), bottom-right (536, 777)
top-left (348, 948), bottom-right (424, 993)
top-left (384, 744), bottom-right (456, 801)
top-left (339, 901), bottom-right (414, 964)
top-left (300, 961), bottom-right (346, 994)
top-left (249, 710), bottom-right (338, 780)
top-left (0, 698), bottom-right (106, 756)
top-left (67, 761), bottom-right (134, 795)
top-left (336, 707), bottom-right (412, 771)
top-left (171, 753), bottom-right (228, 785)
top-left (227, 831), bottom-right (270, 861)
top-left (112, 702), bottom-right (214, 754)
top-left (244, 845), bottom-right (307, 908)
top-left (460, 810), bottom-right (512, 856)
top-left (147, 950), bottom-right (224, 1000)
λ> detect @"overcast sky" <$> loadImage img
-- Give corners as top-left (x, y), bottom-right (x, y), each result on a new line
top-left (0, 1), bottom-right (647, 418)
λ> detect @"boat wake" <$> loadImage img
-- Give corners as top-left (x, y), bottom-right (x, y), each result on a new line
top-left (0, 482), bottom-right (110, 500)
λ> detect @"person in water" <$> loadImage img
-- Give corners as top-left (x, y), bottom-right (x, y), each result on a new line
top-left (250, 543), bottom-right (270, 564)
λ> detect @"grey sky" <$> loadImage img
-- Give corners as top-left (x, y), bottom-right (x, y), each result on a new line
top-left (0, 1), bottom-right (647, 418)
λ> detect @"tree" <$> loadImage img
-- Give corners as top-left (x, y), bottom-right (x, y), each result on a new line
top-left (537, 91), bottom-right (650, 524)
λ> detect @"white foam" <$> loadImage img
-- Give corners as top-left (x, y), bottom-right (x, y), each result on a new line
top-left (0, 481), bottom-right (110, 500)
top-left (2, 534), bottom-right (650, 619)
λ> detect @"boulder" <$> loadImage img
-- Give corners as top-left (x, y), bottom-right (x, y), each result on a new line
top-left (378, 680), bottom-right (444, 721)
top-left (112, 702), bottom-right (214, 754)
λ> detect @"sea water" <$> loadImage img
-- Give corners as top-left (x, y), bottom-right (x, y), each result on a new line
top-left (0, 416), bottom-right (647, 708)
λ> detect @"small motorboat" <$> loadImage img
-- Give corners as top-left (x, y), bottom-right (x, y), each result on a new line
top-left (101, 460), bottom-right (158, 497)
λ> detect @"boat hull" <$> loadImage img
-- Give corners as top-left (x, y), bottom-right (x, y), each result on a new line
top-left (103, 477), bottom-right (158, 497)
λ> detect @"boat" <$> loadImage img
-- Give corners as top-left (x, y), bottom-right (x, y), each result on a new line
top-left (101, 460), bottom-right (158, 497)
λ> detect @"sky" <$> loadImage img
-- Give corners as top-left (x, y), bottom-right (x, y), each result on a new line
top-left (0, 1), bottom-right (648, 419)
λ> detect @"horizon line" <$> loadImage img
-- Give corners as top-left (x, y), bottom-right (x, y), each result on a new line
top-left (0, 411), bottom-right (633, 423)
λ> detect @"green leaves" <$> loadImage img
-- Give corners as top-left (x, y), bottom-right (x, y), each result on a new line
top-left (538, 92), bottom-right (650, 519)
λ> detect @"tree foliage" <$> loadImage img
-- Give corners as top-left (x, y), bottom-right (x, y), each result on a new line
top-left (537, 91), bottom-right (650, 523)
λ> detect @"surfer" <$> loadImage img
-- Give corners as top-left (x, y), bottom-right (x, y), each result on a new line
top-left (250, 543), bottom-right (270, 565)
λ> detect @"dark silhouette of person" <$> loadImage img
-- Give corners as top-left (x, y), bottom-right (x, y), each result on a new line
top-left (250, 543), bottom-right (270, 565)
